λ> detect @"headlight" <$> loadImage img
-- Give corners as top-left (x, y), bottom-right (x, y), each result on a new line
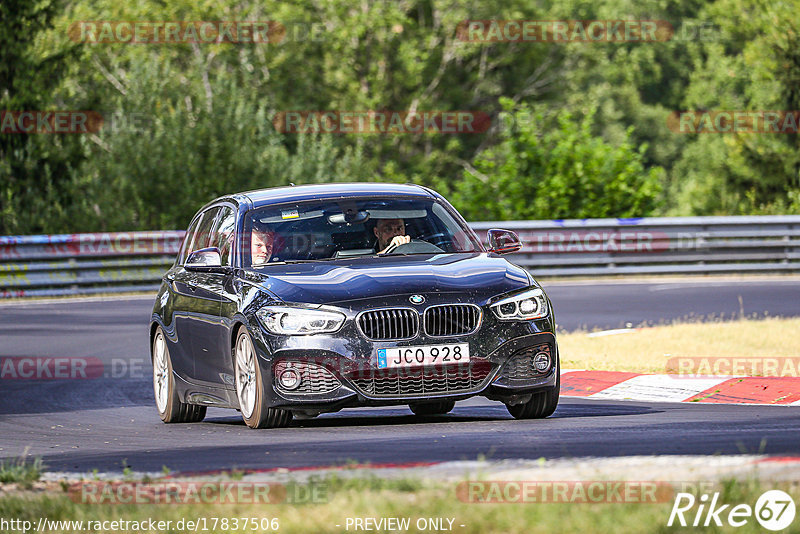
top-left (491, 288), bottom-right (548, 320)
top-left (256, 306), bottom-right (345, 335)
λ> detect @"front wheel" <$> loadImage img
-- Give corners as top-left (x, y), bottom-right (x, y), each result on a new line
top-left (234, 326), bottom-right (292, 429)
top-left (152, 326), bottom-right (206, 423)
top-left (505, 372), bottom-right (560, 420)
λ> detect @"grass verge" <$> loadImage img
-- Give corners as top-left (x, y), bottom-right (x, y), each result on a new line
top-left (558, 317), bottom-right (800, 373)
top-left (0, 456), bottom-right (43, 486)
top-left (2, 475), bottom-right (798, 533)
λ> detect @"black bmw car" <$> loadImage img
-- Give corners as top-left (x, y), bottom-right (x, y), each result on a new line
top-left (150, 183), bottom-right (559, 428)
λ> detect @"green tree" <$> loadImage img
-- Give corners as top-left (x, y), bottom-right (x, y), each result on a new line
top-left (5, 0), bottom-right (799, 234)
top-left (445, 99), bottom-right (662, 221)
top-left (666, 0), bottom-right (800, 214)
top-left (0, 0), bottom-right (86, 234)
top-left (71, 54), bottom-right (374, 231)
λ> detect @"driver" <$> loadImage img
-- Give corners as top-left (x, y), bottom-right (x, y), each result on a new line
top-left (374, 218), bottom-right (410, 254)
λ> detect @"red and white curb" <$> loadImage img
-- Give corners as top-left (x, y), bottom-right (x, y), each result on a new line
top-left (561, 369), bottom-right (800, 405)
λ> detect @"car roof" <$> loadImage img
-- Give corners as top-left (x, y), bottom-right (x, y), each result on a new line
top-left (235, 182), bottom-right (435, 209)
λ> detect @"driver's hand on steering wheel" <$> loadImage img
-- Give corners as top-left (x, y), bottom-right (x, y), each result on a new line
top-left (379, 235), bottom-right (411, 254)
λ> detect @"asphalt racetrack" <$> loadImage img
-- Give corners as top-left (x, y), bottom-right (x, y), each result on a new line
top-left (1, 278), bottom-right (799, 474)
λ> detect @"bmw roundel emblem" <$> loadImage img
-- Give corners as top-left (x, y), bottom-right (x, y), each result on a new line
top-left (409, 294), bottom-right (425, 305)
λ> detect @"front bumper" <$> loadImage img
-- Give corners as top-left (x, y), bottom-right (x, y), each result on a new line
top-left (249, 307), bottom-right (558, 411)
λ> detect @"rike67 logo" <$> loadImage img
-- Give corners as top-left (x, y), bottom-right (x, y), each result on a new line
top-left (668, 490), bottom-right (796, 530)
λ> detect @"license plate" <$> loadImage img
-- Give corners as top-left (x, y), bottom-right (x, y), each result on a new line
top-left (376, 343), bottom-right (470, 369)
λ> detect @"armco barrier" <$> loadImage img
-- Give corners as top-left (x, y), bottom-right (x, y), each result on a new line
top-left (470, 215), bottom-right (800, 277)
top-left (0, 232), bottom-right (184, 298)
top-left (1, 216), bottom-right (799, 298)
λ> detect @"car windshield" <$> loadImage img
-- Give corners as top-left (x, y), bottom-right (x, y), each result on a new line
top-left (242, 197), bottom-right (481, 267)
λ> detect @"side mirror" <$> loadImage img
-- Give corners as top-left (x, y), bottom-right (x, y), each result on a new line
top-left (185, 247), bottom-right (223, 271)
top-left (487, 229), bottom-right (522, 254)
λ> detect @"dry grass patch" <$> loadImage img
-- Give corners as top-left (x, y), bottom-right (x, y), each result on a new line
top-left (558, 318), bottom-right (800, 373)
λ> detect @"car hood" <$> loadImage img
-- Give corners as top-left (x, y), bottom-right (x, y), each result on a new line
top-left (243, 253), bottom-right (533, 306)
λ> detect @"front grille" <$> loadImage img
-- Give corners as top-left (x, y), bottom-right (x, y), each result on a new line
top-left (500, 344), bottom-right (552, 380)
top-left (348, 358), bottom-right (494, 397)
top-left (424, 304), bottom-right (481, 336)
top-left (357, 308), bottom-right (418, 340)
top-left (273, 361), bottom-right (340, 394)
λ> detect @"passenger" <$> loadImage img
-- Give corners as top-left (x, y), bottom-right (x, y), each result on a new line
top-left (374, 218), bottom-right (410, 254)
top-left (251, 225), bottom-right (275, 265)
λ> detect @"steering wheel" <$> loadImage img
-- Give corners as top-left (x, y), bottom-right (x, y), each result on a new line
top-left (418, 232), bottom-right (450, 250)
top-left (384, 239), bottom-right (444, 255)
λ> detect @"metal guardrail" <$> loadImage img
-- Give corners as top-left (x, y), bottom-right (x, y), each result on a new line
top-left (471, 215), bottom-right (800, 276)
top-left (1, 216), bottom-right (799, 298)
top-left (0, 232), bottom-right (183, 298)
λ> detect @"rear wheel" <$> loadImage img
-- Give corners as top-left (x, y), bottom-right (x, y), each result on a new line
top-left (152, 327), bottom-right (206, 423)
top-left (234, 326), bottom-right (292, 429)
top-left (409, 400), bottom-right (455, 416)
top-left (505, 372), bottom-right (560, 420)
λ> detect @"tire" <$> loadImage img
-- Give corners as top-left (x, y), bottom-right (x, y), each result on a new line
top-left (234, 326), bottom-right (293, 429)
top-left (409, 400), bottom-right (456, 416)
top-left (505, 372), bottom-right (560, 420)
top-left (152, 326), bottom-right (206, 423)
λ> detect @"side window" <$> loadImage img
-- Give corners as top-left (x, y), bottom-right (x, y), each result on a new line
top-left (177, 215), bottom-right (203, 265)
top-left (213, 206), bottom-right (236, 266)
top-left (188, 207), bottom-right (221, 258)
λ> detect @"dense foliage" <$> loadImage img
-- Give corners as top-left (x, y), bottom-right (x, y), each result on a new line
top-left (1, 0), bottom-right (798, 234)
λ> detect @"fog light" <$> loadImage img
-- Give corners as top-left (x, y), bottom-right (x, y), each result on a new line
top-left (533, 352), bottom-right (551, 373)
top-left (278, 369), bottom-right (301, 390)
